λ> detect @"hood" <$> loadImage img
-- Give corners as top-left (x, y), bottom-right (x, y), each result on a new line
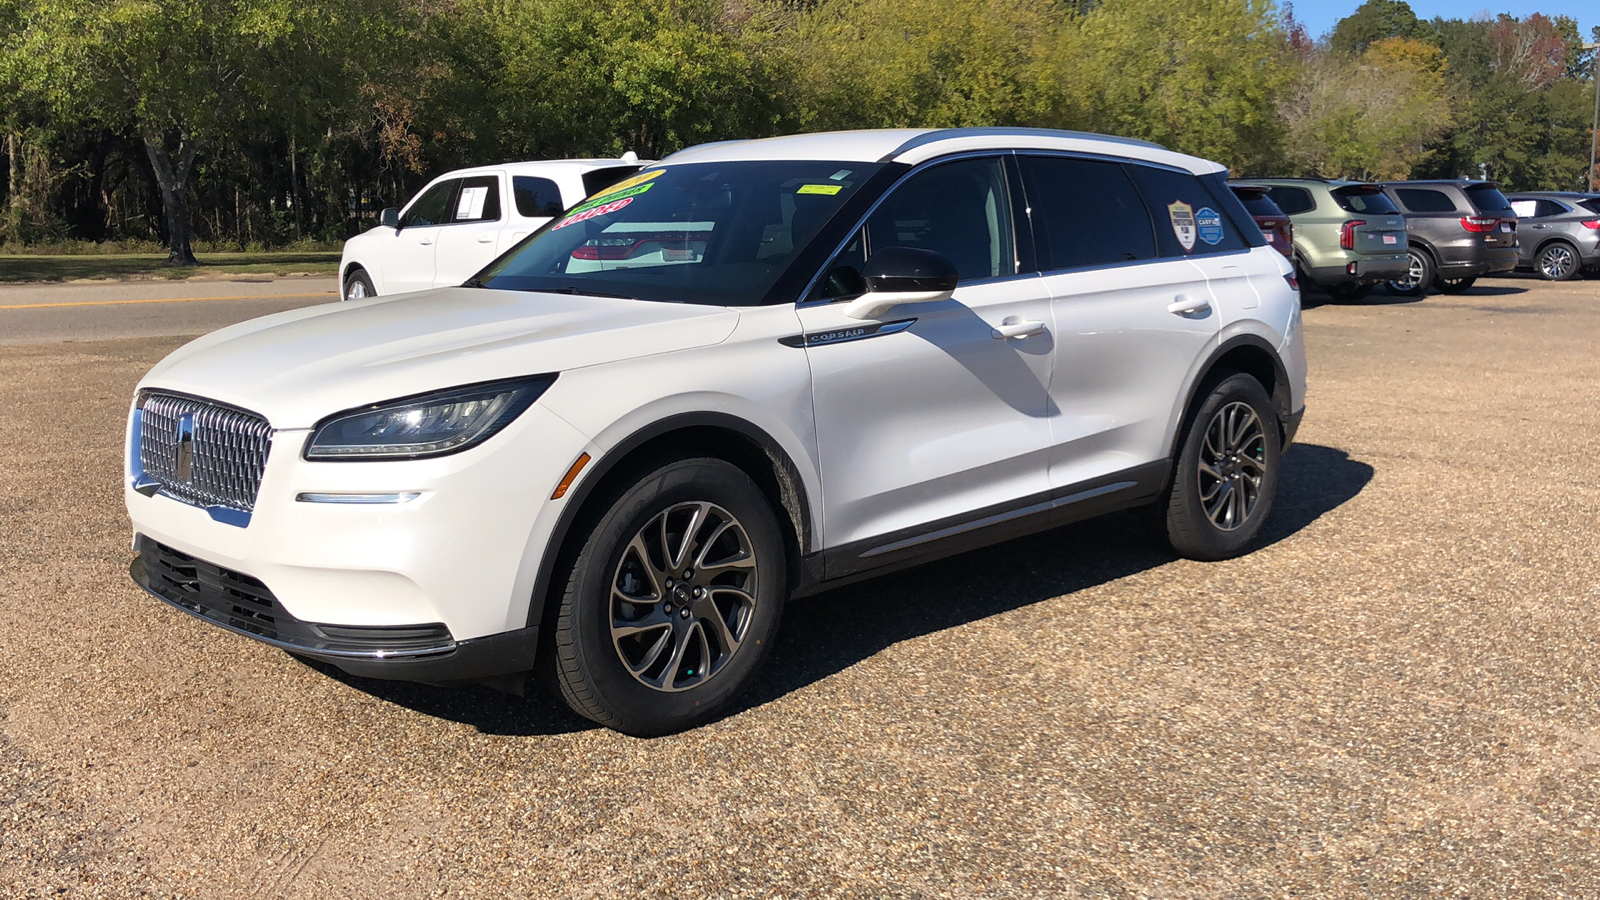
top-left (140, 287), bottom-right (741, 428)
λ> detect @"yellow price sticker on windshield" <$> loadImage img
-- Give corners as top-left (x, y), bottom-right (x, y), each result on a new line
top-left (797, 184), bottom-right (843, 196)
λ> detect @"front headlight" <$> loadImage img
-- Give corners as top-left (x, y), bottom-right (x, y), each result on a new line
top-left (304, 375), bottom-right (556, 461)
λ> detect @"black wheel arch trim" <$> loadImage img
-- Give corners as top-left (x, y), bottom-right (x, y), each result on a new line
top-left (524, 411), bottom-right (817, 631)
top-left (1169, 333), bottom-right (1294, 465)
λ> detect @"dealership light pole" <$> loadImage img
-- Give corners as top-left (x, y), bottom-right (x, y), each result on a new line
top-left (1588, 42), bottom-right (1599, 193)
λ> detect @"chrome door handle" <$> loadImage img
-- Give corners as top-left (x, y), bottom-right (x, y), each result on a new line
top-left (1167, 295), bottom-right (1211, 317)
top-left (477, 234), bottom-right (494, 243)
top-left (992, 318), bottom-right (1046, 340)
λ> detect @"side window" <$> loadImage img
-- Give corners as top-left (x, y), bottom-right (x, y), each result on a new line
top-left (1395, 188), bottom-right (1458, 214)
top-left (452, 175), bottom-right (502, 223)
top-left (1510, 200), bottom-right (1537, 218)
top-left (514, 176), bottom-right (565, 218)
top-left (1020, 156), bottom-right (1155, 271)
top-left (400, 179), bottom-right (458, 228)
top-left (1535, 199), bottom-right (1568, 218)
top-left (1266, 186), bottom-right (1316, 215)
top-left (864, 156), bottom-right (1016, 282)
top-left (1128, 165), bottom-right (1247, 257)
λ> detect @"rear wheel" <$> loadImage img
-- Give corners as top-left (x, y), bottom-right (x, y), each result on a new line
top-left (342, 268), bottom-right (376, 301)
top-left (1155, 374), bottom-right (1281, 561)
top-left (1326, 282), bottom-right (1373, 302)
top-left (1388, 249), bottom-right (1433, 296)
top-left (547, 458), bottom-right (786, 736)
top-left (1434, 276), bottom-right (1476, 294)
top-left (1536, 242), bottom-right (1580, 281)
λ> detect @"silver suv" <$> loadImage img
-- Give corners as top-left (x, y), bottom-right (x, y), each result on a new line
top-left (125, 128), bottom-right (1307, 734)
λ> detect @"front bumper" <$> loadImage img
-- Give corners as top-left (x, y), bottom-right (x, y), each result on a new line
top-left (131, 536), bottom-right (539, 682)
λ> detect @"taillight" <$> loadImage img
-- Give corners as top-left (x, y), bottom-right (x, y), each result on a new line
top-left (1460, 216), bottom-right (1498, 233)
top-left (1339, 220), bottom-right (1365, 250)
top-left (1580, 220), bottom-right (1600, 230)
top-left (1284, 273), bottom-right (1299, 292)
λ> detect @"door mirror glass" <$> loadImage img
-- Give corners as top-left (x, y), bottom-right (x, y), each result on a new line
top-left (844, 246), bottom-right (958, 320)
top-left (380, 207), bottom-right (400, 229)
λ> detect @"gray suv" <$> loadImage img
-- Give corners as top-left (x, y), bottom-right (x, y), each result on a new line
top-left (1505, 192), bottom-right (1600, 281)
top-left (1380, 180), bottom-right (1519, 295)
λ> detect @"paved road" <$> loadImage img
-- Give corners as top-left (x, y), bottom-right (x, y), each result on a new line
top-left (0, 276), bottom-right (339, 345)
top-left (3, 278), bottom-right (1600, 897)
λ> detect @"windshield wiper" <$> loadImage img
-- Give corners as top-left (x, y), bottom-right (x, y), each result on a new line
top-left (537, 286), bottom-right (637, 300)
top-left (461, 277), bottom-right (487, 289)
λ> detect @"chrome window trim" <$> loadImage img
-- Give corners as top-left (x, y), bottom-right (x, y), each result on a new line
top-left (797, 149), bottom-right (1025, 308)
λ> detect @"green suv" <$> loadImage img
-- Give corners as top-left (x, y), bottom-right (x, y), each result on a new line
top-left (1232, 178), bottom-right (1408, 300)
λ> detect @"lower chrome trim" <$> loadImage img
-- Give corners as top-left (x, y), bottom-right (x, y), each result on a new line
top-left (296, 492), bottom-right (422, 504)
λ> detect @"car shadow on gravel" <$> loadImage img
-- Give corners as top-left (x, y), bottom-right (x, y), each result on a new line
top-left (740, 442), bottom-right (1373, 715)
top-left (306, 444), bottom-right (1371, 736)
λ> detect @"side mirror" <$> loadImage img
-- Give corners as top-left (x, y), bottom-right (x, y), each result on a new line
top-left (844, 246), bottom-right (959, 320)
top-left (379, 207), bottom-right (400, 229)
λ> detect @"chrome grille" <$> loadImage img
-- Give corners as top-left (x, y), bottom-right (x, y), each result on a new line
top-left (138, 392), bottom-right (273, 512)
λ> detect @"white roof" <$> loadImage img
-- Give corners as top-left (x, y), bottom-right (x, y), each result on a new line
top-left (444, 158), bottom-right (649, 179)
top-left (662, 128), bottom-right (1225, 175)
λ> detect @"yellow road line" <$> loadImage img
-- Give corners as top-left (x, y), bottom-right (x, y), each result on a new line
top-left (0, 291), bottom-right (335, 311)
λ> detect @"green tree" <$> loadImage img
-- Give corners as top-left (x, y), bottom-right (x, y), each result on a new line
top-left (1329, 0), bottom-right (1432, 57)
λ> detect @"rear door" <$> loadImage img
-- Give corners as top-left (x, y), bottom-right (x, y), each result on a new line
top-left (433, 173), bottom-right (507, 286)
top-left (382, 178), bottom-right (458, 293)
top-left (1019, 155), bottom-right (1222, 493)
top-left (798, 154), bottom-right (1056, 558)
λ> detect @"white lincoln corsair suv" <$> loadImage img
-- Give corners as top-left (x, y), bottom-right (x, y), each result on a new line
top-left (126, 128), bottom-right (1306, 735)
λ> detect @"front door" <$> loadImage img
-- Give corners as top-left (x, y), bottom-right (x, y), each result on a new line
top-left (433, 173), bottom-right (507, 286)
top-left (798, 155), bottom-right (1055, 564)
top-left (383, 178), bottom-right (458, 294)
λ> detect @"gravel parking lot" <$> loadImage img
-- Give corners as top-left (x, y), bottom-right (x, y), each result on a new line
top-left (2, 278), bottom-right (1599, 898)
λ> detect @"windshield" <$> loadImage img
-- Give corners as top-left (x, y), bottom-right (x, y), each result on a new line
top-left (476, 161), bottom-right (884, 305)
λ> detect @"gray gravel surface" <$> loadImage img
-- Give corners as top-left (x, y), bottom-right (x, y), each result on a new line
top-left (2, 278), bottom-right (1598, 897)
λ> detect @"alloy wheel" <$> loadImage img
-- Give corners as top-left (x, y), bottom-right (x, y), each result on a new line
top-left (609, 501), bottom-right (759, 692)
top-left (1197, 401), bottom-right (1268, 532)
top-left (1390, 252), bottom-right (1425, 292)
top-left (1539, 245), bottom-right (1576, 280)
top-left (345, 280), bottom-right (368, 301)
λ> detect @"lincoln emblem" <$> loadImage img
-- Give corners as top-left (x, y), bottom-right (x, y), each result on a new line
top-left (174, 413), bottom-right (196, 482)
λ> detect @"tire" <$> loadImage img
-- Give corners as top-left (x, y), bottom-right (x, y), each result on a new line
top-left (1326, 282), bottom-right (1373, 302)
top-left (1155, 373), bottom-right (1282, 562)
top-left (1434, 276), bottom-right (1476, 294)
top-left (1387, 248), bottom-right (1433, 296)
top-left (1536, 242), bottom-right (1581, 281)
top-left (547, 457), bottom-right (786, 736)
top-left (342, 267), bottom-right (376, 301)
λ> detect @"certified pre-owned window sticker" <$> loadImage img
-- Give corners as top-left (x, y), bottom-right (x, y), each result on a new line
top-left (1169, 200), bottom-right (1197, 252)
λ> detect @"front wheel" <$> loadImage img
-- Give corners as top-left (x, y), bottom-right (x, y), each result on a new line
top-left (1536, 243), bottom-right (1580, 281)
top-left (1155, 374), bottom-right (1282, 561)
top-left (1434, 276), bottom-right (1476, 294)
top-left (342, 267), bottom-right (376, 301)
top-left (1388, 249), bottom-right (1433, 296)
top-left (547, 458), bottom-right (786, 736)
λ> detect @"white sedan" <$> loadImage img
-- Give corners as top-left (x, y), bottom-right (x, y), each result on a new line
top-left (339, 156), bottom-right (645, 300)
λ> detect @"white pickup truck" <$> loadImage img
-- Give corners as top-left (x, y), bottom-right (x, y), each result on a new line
top-left (339, 156), bottom-right (645, 300)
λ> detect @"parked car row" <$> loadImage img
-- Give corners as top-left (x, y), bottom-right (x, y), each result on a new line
top-left (1504, 191), bottom-right (1600, 281)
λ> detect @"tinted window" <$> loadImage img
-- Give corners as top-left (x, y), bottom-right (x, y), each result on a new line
top-left (1536, 199), bottom-right (1569, 217)
top-left (1394, 188), bottom-right (1459, 214)
top-left (581, 166), bottom-right (644, 197)
top-left (1229, 185), bottom-right (1286, 219)
top-left (1024, 157), bottom-right (1155, 270)
top-left (1265, 186), bottom-right (1316, 215)
top-left (452, 175), bottom-right (501, 223)
top-left (1129, 165), bottom-right (1247, 256)
top-left (864, 157), bottom-right (1015, 282)
top-left (1579, 198), bottom-right (1600, 215)
top-left (513, 176), bottom-right (565, 218)
top-left (478, 161), bottom-right (882, 306)
top-left (1332, 186), bottom-right (1399, 215)
top-left (1464, 184), bottom-right (1513, 214)
top-left (400, 179), bottom-right (458, 228)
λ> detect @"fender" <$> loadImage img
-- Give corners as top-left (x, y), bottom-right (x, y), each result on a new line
top-left (522, 411), bottom-right (817, 630)
top-left (1165, 332), bottom-right (1292, 464)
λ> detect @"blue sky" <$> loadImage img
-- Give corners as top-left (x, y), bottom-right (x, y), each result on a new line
top-left (1290, 0), bottom-right (1600, 43)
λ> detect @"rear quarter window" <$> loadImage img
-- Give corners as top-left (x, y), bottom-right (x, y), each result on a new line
top-left (513, 176), bottom-right (564, 218)
top-left (1579, 198), bottom-right (1600, 215)
top-left (1230, 187), bottom-right (1285, 218)
top-left (1332, 187), bottom-right (1399, 215)
top-left (1464, 185), bottom-right (1514, 215)
top-left (1394, 188), bottom-right (1460, 214)
top-left (1265, 186), bottom-right (1316, 215)
top-left (1129, 165), bottom-right (1248, 257)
